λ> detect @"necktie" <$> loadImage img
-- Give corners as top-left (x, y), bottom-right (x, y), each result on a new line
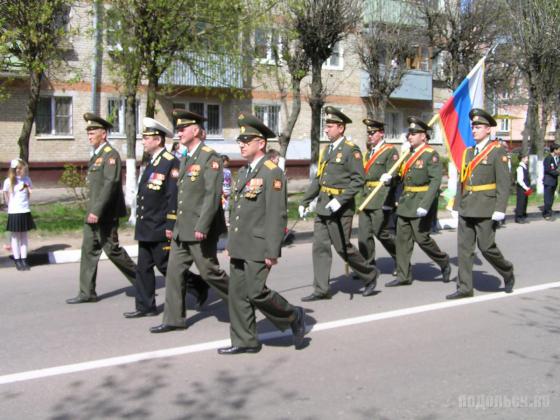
top-left (246, 165), bottom-right (252, 177)
top-left (474, 147), bottom-right (479, 157)
top-left (328, 144), bottom-right (334, 157)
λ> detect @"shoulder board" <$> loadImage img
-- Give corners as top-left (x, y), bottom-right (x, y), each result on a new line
top-left (344, 140), bottom-right (355, 147)
top-left (162, 151), bottom-right (174, 161)
top-left (202, 145), bottom-right (214, 153)
top-left (103, 146), bottom-right (112, 153)
top-left (264, 160), bottom-right (277, 170)
top-left (424, 147), bottom-right (434, 153)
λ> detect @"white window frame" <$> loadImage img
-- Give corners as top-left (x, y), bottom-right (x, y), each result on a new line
top-left (107, 97), bottom-right (141, 138)
top-left (254, 29), bottom-right (282, 65)
top-left (498, 117), bottom-right (510, 133)
top-left (172, 101), bottom-right (223, 139)
top-left (323, 42), bottom-right (344, 70)
top-left (35, 96), bottom-right (73, 137)
top-left (384, 111), bottom-right (403, 141)
top-left (254, 103), bottom-right (281, 137)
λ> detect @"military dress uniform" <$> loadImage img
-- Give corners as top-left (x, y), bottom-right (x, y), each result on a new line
top-left (301, 106), bottom-right (379, 300)
top-left (127, 118), bottom-right (208, 317)
top-left (67, 113), bottom-right (137, 304)
top-left (151, 110), bottom-right (229, 333)
top-left (389, 117), bottom-right (450, 286)
top-left (449, 109), bottom-right (514, 299)
top-left (220, 113), bottom-right (306, 354)
top-left (358, 119), bottom-right (398, 268)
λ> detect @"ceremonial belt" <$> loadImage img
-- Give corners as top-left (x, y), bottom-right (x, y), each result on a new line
top-left (364, 144), bottom-right (392, 174)
top-left (365, 181), bottom-right (381, 188)
top-left (403, 185), bottom-right (429, 192)
top-left (464, 183), bottom-right (496, 192)
top-left (400, 144), bottom-right (431, 177)
top-left (460, 141), bottom-right (499, 183)
top-left (320, 186), bottom-right (345, 196)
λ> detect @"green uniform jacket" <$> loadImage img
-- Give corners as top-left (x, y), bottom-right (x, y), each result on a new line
top-left (86, 143), bottom-right (126, 223)
top-left (227, 158), bottom-right (287, 261)
top-left (454, 142), bottom-right (510, 217)
top-left (174, 142), bottom-right (226, 241)
top-left (361, 144), bottom-right (399, 210)
top-left (396, 146), bottom-right (442, 217)
top-left (302, 137), bottom-right (365, 217)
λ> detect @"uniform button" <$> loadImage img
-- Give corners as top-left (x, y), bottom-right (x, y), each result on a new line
top-left (179, 211), bottom-right (183, 215)
top-left (140, 216), bottom-right (144, 219)
top-left (236, 216), bottom-right (239, 220)
top-left (234, 227), bottom-right (238, 232)
top-left (237, 205), bottom-right (241, 209)
top-left (179, 201), bottom-right (183, 204)
top-left (141, 196), bottom-right (144, 200)
top-left (141, 206), bottom-right (144, 210)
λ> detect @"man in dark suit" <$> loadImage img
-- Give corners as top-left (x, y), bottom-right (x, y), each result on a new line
top-left (542, 143), bottom-right (560, 220)
top-left (123, 117), bottom-right (208, 318)
top-left (150, 110), bottom-right (230, 333)
top-left (66, 113), bottom-right (137, 304)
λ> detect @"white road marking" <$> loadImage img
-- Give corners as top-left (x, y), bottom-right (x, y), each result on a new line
top-left (1, 281), bottom-right (559, 386)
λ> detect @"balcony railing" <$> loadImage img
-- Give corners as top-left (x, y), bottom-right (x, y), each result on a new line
top-left (360, 69), bottom-right (432, 101)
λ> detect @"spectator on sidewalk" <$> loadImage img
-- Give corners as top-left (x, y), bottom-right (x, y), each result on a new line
top-left (542, 143), bottom-right (560, 220)
top-left (515, 154), bottom-right (532, 223)
top-left (2, 158), bottom-right (35, 271)
top-left (222, 155), bottom-right (232, 227)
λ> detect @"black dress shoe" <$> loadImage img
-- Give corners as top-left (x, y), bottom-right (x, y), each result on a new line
top-left (362, 280), bottom-right (377, 297)
top-left (123, 310), bottom-right (158, 318)
top-left (504, 273), bottom-right (515, 293)
top-left (20, 258), bottom-right (31, 270)
top-left (385, 279), bottom-right (412, 287)
top-left (66, 295), bottom-right (99, 304)
top-left (445, 290), bottom-right (474, 300)
top-left (149, 323), bottom-right (187, 333)
top-left (301, 292), bottom-right (331, 302)
top-left (441, 264), bottom-right (451, 283)
top-left (217, 345), bottom-right (262, 355)
top-left (14, 259), bottom-right (23, 271)
top-left (290, 307), bottom-right (306, 348)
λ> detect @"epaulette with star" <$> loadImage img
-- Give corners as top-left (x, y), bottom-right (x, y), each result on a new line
top-left (202, 145), bottom-right (214, 153)
top-left (264, 160), bottom-right (277, 170)
top-left (162, 151), bottom-right (174, 160)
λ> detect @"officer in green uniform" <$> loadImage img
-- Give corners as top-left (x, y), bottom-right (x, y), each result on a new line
top-left (447, 108), bottom-right (515, 299)
top-left (66, 113), bottom-right (137, 304)
top-left (218, 114), bottom-right (306, 354)
top-left (358, 119), bottom-right (398, 271)
top-left (299, 106), bottom-right (379, 300)
top-left (150, 110), bottom-right (229, 333)
top-left (386, 117), bottom-right (451, 287)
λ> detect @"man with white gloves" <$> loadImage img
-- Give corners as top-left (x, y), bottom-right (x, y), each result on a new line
top-left (299, 106), bottom-right (379, 301)
top-left (447, 108), bottom-right (515, 299)
top-left (386, 117), bottom-right (451, 288)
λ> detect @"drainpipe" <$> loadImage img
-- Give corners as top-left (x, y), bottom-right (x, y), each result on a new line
top-left (91, 0), bottom-right (101, 112)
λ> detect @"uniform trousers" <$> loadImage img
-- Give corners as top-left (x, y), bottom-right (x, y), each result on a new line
top-left (543, 185), bottom-right (557, 217)
top-left (515, 186), bottom-right (528, 220)
top-left (457, 216), bottom-right (514, 294)
top-left (79, 221), bottom-right (136, 299)
top-left (395, 215), bottom-right (449, 283)
top-left (134, 241), bottom-right (206, 313)
top-left (228, 258), bottom-right (296, 347)
top-left (312, 214), bottom-right (377, 295)
top-left (162, 237), bottom-right (229, 327)
top-left (358, 208), bottom-right (396, 266)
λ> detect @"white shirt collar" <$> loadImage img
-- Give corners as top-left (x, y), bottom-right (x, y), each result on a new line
top-left (373, 140), bottom-right (385, 153)
top-left (94, 141), bottom-right (108, 156)
top-left (187, 141), bottom-right (202, 157)
top-left (150, 147), bottom-right (165, 164)
top-left (475, 137), bottom-right (490, 153)
top-left (330, 136), bottom-right (345, 150)
top-left (249, 155), bottom-right (265, 172)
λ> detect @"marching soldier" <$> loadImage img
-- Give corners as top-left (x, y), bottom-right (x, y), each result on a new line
top-left (218, 114), bottom-right (306, 354)
top-left (66, 113), bottom-right (137, 304)
top-left (123, 117), bottom-right (208, 318)
top-left (358, 119), bottom-right (398, 272)
top-left (299, 106), bottom-right (379, 301)
top-left (386, 117), bottom-right (451, 287)
top-left (447, 109), bottom-right (514, 299)
top-left (150, 110), bottom-right (229, 333)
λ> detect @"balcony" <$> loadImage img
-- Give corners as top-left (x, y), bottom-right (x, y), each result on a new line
top-left (360, 69), bottom-right (432, 101)
top-left (159, 53), bottom-right (243, 89)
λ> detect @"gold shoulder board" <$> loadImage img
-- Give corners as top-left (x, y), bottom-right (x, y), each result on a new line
top-left (264, 160), bottom-right (277, 170)
top-left (163, 152), bottom-right (174, 160)
top-left (202, 146), bottom-right (214, 153)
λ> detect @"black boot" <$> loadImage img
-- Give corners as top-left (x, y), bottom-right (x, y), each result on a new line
top-left (21, 258), bottom-right (31, 270)
top-left (14, 259), bottom-right (23, 271)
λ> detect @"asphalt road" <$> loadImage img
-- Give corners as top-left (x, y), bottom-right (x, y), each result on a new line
top-left (0, 220), bottom-right (559, 419)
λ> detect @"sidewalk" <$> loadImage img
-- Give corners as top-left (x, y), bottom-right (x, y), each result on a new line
top-left (0, 186), bottom-right (549, 269)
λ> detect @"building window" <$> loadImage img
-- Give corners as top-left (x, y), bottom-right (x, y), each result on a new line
top-left (107, 97), bottom-right (141, 137)
top-left (36, 96), bottom-right (72, 135)
top-left (254, 104), bottom-right (280, 136)
top-left (255, 29), bottom-right (281, 64)
top-left (173, 101), bottom-right (223, 138)
top-left (407, 46), bottom-right (432, 72)
top-left (498, 117), bottom-right (510, 133)
top-left (324, 42), bottom-right (343, 70)
top-left (385, 111), bottom-right (403, 140)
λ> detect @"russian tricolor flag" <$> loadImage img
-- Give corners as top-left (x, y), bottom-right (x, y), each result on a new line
top-left (439, 57), bottom-right (486, 169)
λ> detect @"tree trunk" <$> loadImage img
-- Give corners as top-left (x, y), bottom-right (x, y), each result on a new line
top-left (278, 77), bottom-right (303, 158)
top-left (18, 69), bottom-right (43, 162)
top-left (146, 71), bottom-right (158, 118)
top-left (309, 59), bottom-right (324, 177)
top-left (124, 92), bottom-right (138, 220)
top-left (527, 83), bottom-right (541, 157)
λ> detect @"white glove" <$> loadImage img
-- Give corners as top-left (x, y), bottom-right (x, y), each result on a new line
top-left (416, 207), bottom-right (428, 217)
top-left (326, 198), bottom-right (342, 213)
top-left (298, 205), bottom-right (308, 219)
top-left (450, 210), bottom-right (459, 219)
top-left (380, 173), bottom-right (392, 184)
top-left (308, 198), bottom-right (317, 213)
top-left (491, 211), bottom-right (505, 221)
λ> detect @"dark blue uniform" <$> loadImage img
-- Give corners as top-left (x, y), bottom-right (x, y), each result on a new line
top-left (542, 154), bottom-right (559, 218)
top-left (134, 149), bottom-right (207, 313)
